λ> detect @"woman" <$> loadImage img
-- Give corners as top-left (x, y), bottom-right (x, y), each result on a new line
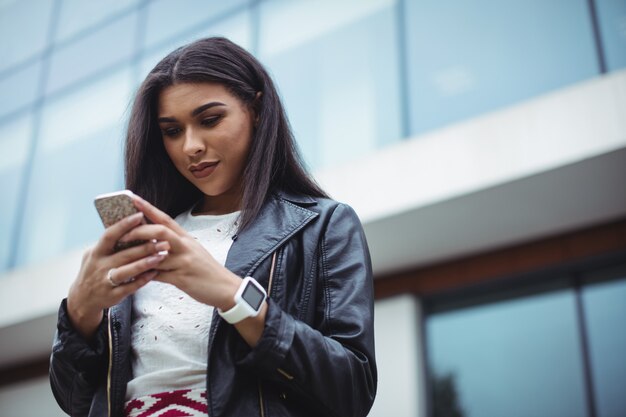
top-left (50, 37), bottom-right (376, 417)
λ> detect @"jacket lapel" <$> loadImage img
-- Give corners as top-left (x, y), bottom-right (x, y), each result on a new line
top-left (224, 193), bottom-right (318, 278)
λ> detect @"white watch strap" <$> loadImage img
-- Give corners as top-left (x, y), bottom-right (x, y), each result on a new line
top-left (218, 300), bottom-right (251, 324)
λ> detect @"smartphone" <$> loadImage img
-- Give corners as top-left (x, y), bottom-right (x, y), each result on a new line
top-left (94, 190), bottom-right (146, 251)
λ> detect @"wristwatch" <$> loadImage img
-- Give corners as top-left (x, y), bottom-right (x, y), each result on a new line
top-left (218, 277), bottom-right (267, 324)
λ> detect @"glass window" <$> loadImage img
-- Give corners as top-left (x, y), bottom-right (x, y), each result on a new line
top-left (55, 0), bottom-right (140, 43)
top-left (426, 289), bottom-right (588, 417)
top-left (582, 266), bottom-right (626, 417)
top-left (259, 0), bottom-right (402, 170)
top-left (142, 0), bottom-right (250, 51)
top-left (137, 9), bottom-right (252, 83)
top-left (404, 0), bottom-right (599, 135)
top-left (596, 0), bottom-right (626, 72)
top-left (0, 0), bottom-right (55, 72)
top-left (0, 113), bottom-right (33, 272)
top-left (45, 12), bottom-right (137, 96)
top-left (0, 60), bottom-right (41, 119)
top-left (15, 69), bottom-right (133, 268)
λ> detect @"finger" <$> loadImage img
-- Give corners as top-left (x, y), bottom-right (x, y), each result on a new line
top-left (133, 268), bottom-right (159, 281)
top-left (132, 195), bottom-right (186, 235)
top-left (94, 212), bottom-right (145, 255)
top-left (154, 240), bottom-right (170, 255)
top-left (111, 239), bottom-right (170, 265)
top-left (147, 255), bottom-right (177, 273)
top-left (119, 224), bottom-right (179, 249)
top-left (114, 270), bottom-right (159, 296)
top-left (110, 252), bottom-right (168, 284)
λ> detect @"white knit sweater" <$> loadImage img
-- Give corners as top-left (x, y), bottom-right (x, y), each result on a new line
top-left (125, 208), bottom-right (240, 401)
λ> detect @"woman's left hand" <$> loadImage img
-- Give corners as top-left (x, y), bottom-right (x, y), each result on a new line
top-left (119, 195), bottom-right (241, 311)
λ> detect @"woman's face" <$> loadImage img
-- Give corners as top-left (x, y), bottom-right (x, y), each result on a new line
top-left (158, 82), bottom-right (254, 214)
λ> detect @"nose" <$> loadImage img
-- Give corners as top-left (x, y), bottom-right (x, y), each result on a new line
top-left (182, 128), bottom-right (205, 156)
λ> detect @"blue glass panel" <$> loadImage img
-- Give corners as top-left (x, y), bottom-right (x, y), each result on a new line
top-left (142, 0), bottom-right (250, 51)
top-left (582, 267), bottom-right (626, 417)
top-left (0, 0), bottom-right (54, 72)
top-left (0, 60), bottom-right (41, 119)
top-left (596, 0), bottom-right (626, 71)
top-left (405, 0), bottom-right (599, 135)
top-left (55, 0), bottom-right (140, 43)
top-left (15, 70), bottom-right (132, 267)
top-left (45, 13), bottom-right (137, 96)
top-left (426, 289), bottom-right (587, 417)
top-left (138, 10), bottom-right (252, 83)
top-left (0, 113), bottom-right (33, 272)
top-left (259, 0), bottom-right (402, 170)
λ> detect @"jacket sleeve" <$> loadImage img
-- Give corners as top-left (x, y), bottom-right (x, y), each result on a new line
top-left (49, 299), bottom-right (108, 417)
top-left (236, 203), bottom-right (377, 417)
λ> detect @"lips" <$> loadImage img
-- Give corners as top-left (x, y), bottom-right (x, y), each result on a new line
top-left (189, 161), bottom-right (219, 179)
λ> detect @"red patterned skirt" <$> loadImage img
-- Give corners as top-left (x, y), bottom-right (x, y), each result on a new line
top-left (124, 388), bottom-right (208, 417)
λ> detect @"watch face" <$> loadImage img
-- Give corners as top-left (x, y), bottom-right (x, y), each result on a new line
top-left (242, 282), bottom-right (265, 310)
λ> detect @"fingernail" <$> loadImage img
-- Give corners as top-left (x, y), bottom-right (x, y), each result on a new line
top-left (147, 253), bottom-right (166, 265)
top-left (155, 241), bottom-right (169, 252)
top-left (127, 212), bottom-right (143, 223)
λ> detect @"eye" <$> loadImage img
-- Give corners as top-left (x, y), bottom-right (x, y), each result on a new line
top-left (161, 127), bottom-right (181, 138)
top-left (201, 115), bottom-right (221, 127)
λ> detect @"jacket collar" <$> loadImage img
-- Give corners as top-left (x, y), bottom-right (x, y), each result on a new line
top-left (276, 189), bottom-right (318, 206)
top-left (225, 192), bottom-right (318, 277)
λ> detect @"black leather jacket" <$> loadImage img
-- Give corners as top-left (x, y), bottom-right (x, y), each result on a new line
top-left (50, 192), bottom-right (377, 417)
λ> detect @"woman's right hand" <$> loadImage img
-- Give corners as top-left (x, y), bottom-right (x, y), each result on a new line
top-left (66, 212), bottom-right (169, 340)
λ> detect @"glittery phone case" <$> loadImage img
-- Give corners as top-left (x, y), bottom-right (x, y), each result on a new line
top-left (94, 190), bottom-right (145, 251)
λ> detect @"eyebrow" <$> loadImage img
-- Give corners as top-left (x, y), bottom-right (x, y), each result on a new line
top-left (158, 101), bottom-right (226, 123)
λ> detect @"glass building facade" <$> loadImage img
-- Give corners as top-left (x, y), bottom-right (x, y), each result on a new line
top-left (1, 0), bottom-right (625, 273)
top-left (426, 264), bottom-right (626, 417)
top-left (1, 1), bottom-right (625, 416)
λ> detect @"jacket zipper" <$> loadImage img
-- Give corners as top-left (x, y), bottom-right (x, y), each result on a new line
top-left (258, 251), bottom-right (278, 417)
top-left (107, 309), bottom-right (113, 417)
top-left (258, 384), bottom-right (266, 417)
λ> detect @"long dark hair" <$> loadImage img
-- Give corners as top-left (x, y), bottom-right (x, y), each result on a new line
top-left (125, 37), bottom-right (327, 231)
